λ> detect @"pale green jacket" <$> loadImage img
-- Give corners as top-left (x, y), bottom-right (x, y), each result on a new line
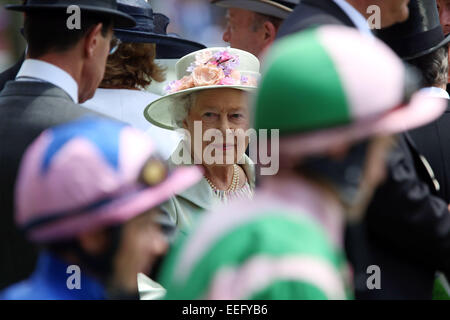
top-left (139, 151), bottom-right (255, 300)
top-left (162, 153), bottom-right (256, 232)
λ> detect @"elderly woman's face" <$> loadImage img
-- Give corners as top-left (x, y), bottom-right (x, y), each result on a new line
top-left (184, 88), bottom-right (250, 166)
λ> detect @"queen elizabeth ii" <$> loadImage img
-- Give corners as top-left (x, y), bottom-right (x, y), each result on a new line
top-left (144, 47), bottom-right (260, 230)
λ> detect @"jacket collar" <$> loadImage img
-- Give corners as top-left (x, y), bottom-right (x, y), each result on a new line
top-left (403, 131), bottom-right (441, 193)
top-left (332, 0), bottom-right (373, 36)
top-left (16, 59), bottom-right (79, 103)
top-left (0, 80), bottom-right (74, 102)
top-left (419, 87), bottom-right (450, 100)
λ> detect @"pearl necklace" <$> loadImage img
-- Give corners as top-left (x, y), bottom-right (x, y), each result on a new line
top-left (205, 164), bottom-right (240, 193)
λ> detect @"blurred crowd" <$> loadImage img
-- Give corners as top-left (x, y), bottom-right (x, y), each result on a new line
top-left (0, 0), bottom-right (227, 69)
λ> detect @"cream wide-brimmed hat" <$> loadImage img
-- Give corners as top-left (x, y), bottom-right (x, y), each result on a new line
top-left (144, 47), bottom-right (260, 130)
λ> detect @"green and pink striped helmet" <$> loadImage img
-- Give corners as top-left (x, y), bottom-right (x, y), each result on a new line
top-left (254, 26), bottom-right (447, 159)
top-left (159, 197), bottom-right (351, 300)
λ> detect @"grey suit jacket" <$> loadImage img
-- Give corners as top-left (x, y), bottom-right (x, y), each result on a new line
top-left (0, 81), bottom-right (100, 289)
top-left (0, 54), bottom-right (24, 93)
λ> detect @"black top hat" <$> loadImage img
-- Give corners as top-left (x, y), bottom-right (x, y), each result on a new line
top-left (377, 0), bottom-right (450, 60)
top-left (114, 0), bottom-right (206, 59)
top-left (6, 0), bottom-right (136, 28)
top-left (212, 0), bottom-right (299, 20)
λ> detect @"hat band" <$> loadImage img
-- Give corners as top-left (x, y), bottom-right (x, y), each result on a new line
top-left (114, 11), bottom-right (171, 38)
top-left (117, 3), bottom-right (153, 17)
top-left (166, 70), bottom-right (259, 94)
top-left (116, 17), bottom-right (155, 34)
top-left (277, 0), bottom-right (298, 9)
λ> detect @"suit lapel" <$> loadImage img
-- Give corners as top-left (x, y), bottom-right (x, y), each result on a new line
top-left (403, 132), bottom-right (441, 193)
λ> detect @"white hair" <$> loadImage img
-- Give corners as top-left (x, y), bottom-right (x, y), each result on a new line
top-left (170, 92), bottom-right (198, 128)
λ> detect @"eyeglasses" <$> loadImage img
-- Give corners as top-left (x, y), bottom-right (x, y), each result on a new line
top-left (109, 36), bottom-right (121, 55)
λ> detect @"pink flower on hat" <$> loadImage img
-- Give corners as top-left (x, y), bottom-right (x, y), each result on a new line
top-left (165, 48), bottom-right (258, 94)
top-left (195, 51), bottom-right (214, 66)
top-left (192, 64), bottom-right (225, 87)
top-left (177, 76), bottom-right (195, 91)
top-left (219, 77), bottom-right (236, 85)
top-left (218, 71), bottom-right (239, 85)
top-left (166, 76), bottom-right (195, 93)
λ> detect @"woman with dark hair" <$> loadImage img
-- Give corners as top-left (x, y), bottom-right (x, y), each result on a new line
top-left (101, 42), bottom-right (166, 90)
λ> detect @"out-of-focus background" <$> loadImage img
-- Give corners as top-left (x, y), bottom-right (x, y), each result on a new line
top-left (0, 0), bottom-right (227, 71)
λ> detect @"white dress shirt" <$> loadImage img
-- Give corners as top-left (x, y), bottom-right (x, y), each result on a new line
top-left (333, 0), bottom-right (373, 37)
top-left (419, 87), bottom-right (450, 99)
top-left (137, 273), bottom-right (166, 300)
top-left (16, 59), bottom-right (79, 103)
top-left (83, 88), bottom-right (181, 159)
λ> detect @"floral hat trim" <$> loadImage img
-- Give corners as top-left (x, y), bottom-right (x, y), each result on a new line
top-left (165, 48), bottom-right (258, 94)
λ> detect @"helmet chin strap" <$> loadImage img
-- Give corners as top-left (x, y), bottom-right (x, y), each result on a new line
top-left (299, 140), bottom-right (370, 213)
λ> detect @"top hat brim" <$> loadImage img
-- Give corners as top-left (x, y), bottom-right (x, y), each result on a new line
top-left (403, 33), bottom-right (450, 61)
top-left (5, 4), bottom-right (136, 28)
top-left (114, 29), bottom-right (206, 59)
top-left (212, 0), bottom-right (293, 19)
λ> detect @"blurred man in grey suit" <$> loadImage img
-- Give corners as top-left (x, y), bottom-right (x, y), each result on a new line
top-left (0, 0), bottom-right (26, 92)
top-left (0, 0), bottom-right (135, 289)
top-left (0, 54), bottom-right (23, 92)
